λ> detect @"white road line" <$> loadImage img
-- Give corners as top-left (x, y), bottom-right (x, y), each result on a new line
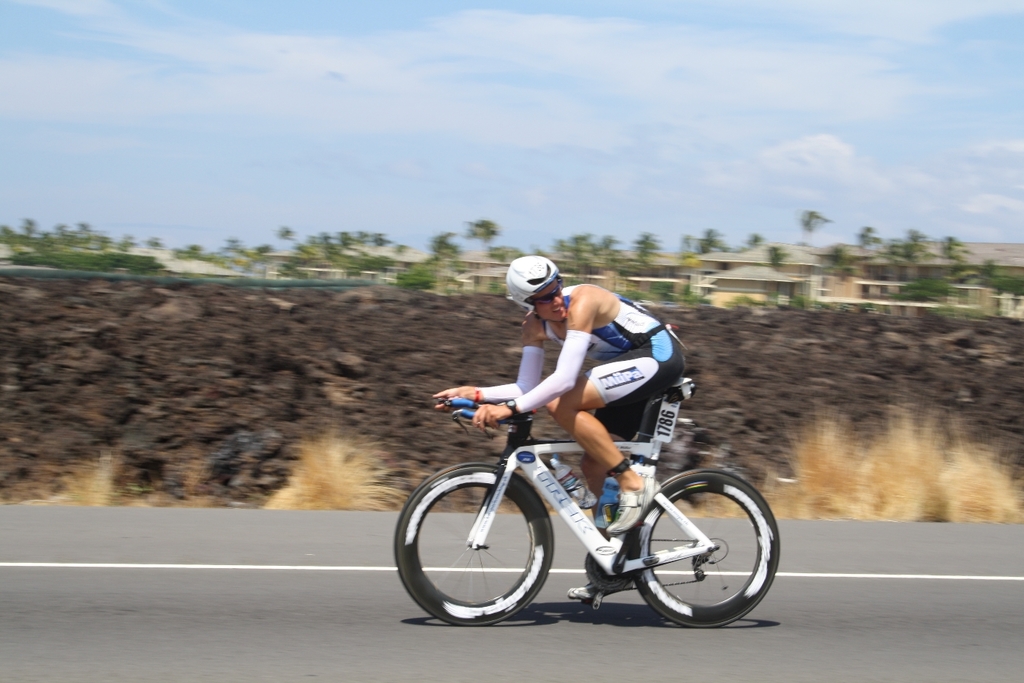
top-left (1, 563), bottom-right (1023, 581)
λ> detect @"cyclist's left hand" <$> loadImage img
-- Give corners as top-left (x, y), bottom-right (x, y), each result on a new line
top-left (472, 403), bottom-right (512, 431)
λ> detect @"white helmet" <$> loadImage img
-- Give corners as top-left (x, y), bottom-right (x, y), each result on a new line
top-left (506, 255), bottom-right (560, 310)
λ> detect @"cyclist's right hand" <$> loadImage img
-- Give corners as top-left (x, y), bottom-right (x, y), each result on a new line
top-left (432, 386), bottom-right (478, 409)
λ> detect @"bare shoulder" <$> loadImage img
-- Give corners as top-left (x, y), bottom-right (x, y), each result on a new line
top-left (567, 284), bottom-right (619, 329)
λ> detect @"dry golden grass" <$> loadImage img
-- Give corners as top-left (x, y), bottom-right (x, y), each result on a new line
top-left (263, 433), bottom-right (404, 510)
top-left (63, 449), bottom-right (120, 506)
top-left (768, 410), bottom-right (1022, 522)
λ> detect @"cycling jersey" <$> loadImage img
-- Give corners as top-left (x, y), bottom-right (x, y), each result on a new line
top-left (542, 286), bottom-right (671, 362)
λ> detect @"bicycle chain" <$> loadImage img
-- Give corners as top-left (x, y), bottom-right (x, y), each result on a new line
top-left (584, 548), bottom-right (707, 593)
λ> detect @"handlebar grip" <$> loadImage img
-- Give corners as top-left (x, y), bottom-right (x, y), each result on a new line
top-left (453, 407), bottom-right (513, 425)
top-left (449, 398), bottom-right (478, 409)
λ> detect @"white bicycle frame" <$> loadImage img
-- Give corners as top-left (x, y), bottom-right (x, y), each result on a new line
top-left (464, 380), bottom-right (716, 576)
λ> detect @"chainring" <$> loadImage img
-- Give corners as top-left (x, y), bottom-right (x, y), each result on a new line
top-left (584, 553), bottom-right (635, 593)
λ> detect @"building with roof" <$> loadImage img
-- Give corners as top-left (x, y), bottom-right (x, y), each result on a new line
top-left (816, 242), bottom-right (1024, 317)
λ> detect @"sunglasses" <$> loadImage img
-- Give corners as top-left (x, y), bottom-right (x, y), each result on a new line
top-left (527, 279), bottom-right (563, 305)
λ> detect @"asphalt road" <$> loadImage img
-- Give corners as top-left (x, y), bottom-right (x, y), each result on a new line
top-left (2, 507), bottom-right (1023, 683)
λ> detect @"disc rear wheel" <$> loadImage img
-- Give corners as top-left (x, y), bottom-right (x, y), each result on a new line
top-left (635, 469), bottom-right (780, 627)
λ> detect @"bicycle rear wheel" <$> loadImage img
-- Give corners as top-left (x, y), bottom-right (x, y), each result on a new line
top-left (394, 463), bottom-right (553, 626)
top-left (635, 469), bottom-right (780, 627)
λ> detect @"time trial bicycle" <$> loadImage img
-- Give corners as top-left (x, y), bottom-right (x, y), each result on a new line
top-left (394, 377), bottom-right (780, 627)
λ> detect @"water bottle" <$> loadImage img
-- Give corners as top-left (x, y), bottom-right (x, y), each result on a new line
top-left (594, 477), bottom-right (621, 530)
top-left (550, 454), bottom-right (597, 508)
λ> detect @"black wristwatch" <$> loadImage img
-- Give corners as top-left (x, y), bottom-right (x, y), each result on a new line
top-left (504, 400), bottom-right (519, 414)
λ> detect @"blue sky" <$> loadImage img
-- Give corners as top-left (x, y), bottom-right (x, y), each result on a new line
top-left (1, 1), bottom-right (1022, 252)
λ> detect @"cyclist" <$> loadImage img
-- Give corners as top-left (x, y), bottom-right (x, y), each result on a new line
top-left (433, 255), bottom-right (685, 598)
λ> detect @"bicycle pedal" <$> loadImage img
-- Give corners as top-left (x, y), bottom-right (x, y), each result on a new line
top-left (591, 592), bottom-right (604, 610)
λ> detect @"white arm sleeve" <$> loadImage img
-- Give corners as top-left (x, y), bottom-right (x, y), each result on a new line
top-left (478, 346), bottom-right (544, 403)
top-left (512, 330), bottom-right (590, 413)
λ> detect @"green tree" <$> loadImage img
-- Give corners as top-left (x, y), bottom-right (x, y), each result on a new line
top-left (828, 244), bottom-right (857, 276)
top-left (276, 226), bottom-right (295, 243)
top-left (145, 237), bottom-right (164, 249)
top-left (746, 233), bottom-right (765, 249)
top-left (354, 231), bottom-right (391, 247)
top-left (429, 231), bottom-right (461, 261)
top-left (939, 236), bottom-right (970, 279)
top-left (465, 219), bottom-right (501, 251)
top-left (894, 279), bottom-right (953, 302)
top-left (554, 233), bottom-right (595, 279)
top-left (116, 235), bottom-right (136, 252)
top-left (12, 250), bottom-right (162, 274)
top-left (594, 235), bottom-right (621, 272)
top-left (858, 226), bottom-right (882, 250)
top-left (884, 229), bottom-right (930, 264)
top-left (991, 274), bottom-right (1024, 296)
top-left (429, 231), bottom-right (462, 290)
top-left (767, 245), bottom-right (788, 270)
top-left (633, 232), bottom-right (661, 270)
top-left (698, 229), bottom-right (727, 254)
top-left (799, 210), bottom-right (831, 246)
top-left (487, 245), bottom-right (523, 263)
top-left (396, 263), bottom-right (436, 290)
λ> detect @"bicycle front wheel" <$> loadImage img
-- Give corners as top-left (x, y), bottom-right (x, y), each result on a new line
top-left (394, 463), bottom-right (553, 626)
top-left (635, 469), bottom-right (780, 627)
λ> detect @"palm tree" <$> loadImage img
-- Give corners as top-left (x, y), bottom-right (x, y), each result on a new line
top-left (276, 226), bottom-right (295, 243)
top-left (354, 231), bottom-right (390, 247)
top-left (746, 233), bottom-right (765, 249)
top-left (247, 244), bottom-right (274, 277)
top-left (858, 226), bottom-right (881, 250)
top-left (633, 232), bottom-right (661, 271)
top-left (767, 245), bottom-right (788, 271)
top-left (941, 236), bottom-right (970, 278)
top-left (678, 247), bottom-right (702, 296)
top-left (592, 235), bottom-right (621, 288)
top-left (429, 232), bottom-right (460, 260)
top-left (554, 233), bottom-right (595, 280)
top-left (429, 231), bottom-right (462, 291)
top-left (941, 236), bottom-right (968, 263)
top-left (487, 245), bottom-right (523, 264)
top-left (465, 219), bottom-right (501, 252)
top-left (698, 229), bottom-right (727, 254)
top-left (116, 235), bottom-right (137, 252)
top-left (145, 237), bottom-right (164, 249)
top-left (595, 235), bottom-right (620, 269)
top-left (799, 210), bottom-right (831, 246)
top-left (882, 229), bottom-right (930, 267)
top-left (828, 245), bottom-right (856, 277)
top-left (178, 244), bottom-right (206, 260)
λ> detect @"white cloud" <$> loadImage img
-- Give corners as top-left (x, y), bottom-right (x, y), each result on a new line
top-left (706, 134), bottom-right (893, 200)
top-left (0, 9), bottom-right (917, 149)
top-left (691, 132), bottom-right (1024, 241)
top-left (960, 193), bottom-right (1024, 214)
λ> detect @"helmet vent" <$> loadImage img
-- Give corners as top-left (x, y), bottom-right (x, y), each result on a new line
top-left (526, 265), bottom-right (552, 285)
